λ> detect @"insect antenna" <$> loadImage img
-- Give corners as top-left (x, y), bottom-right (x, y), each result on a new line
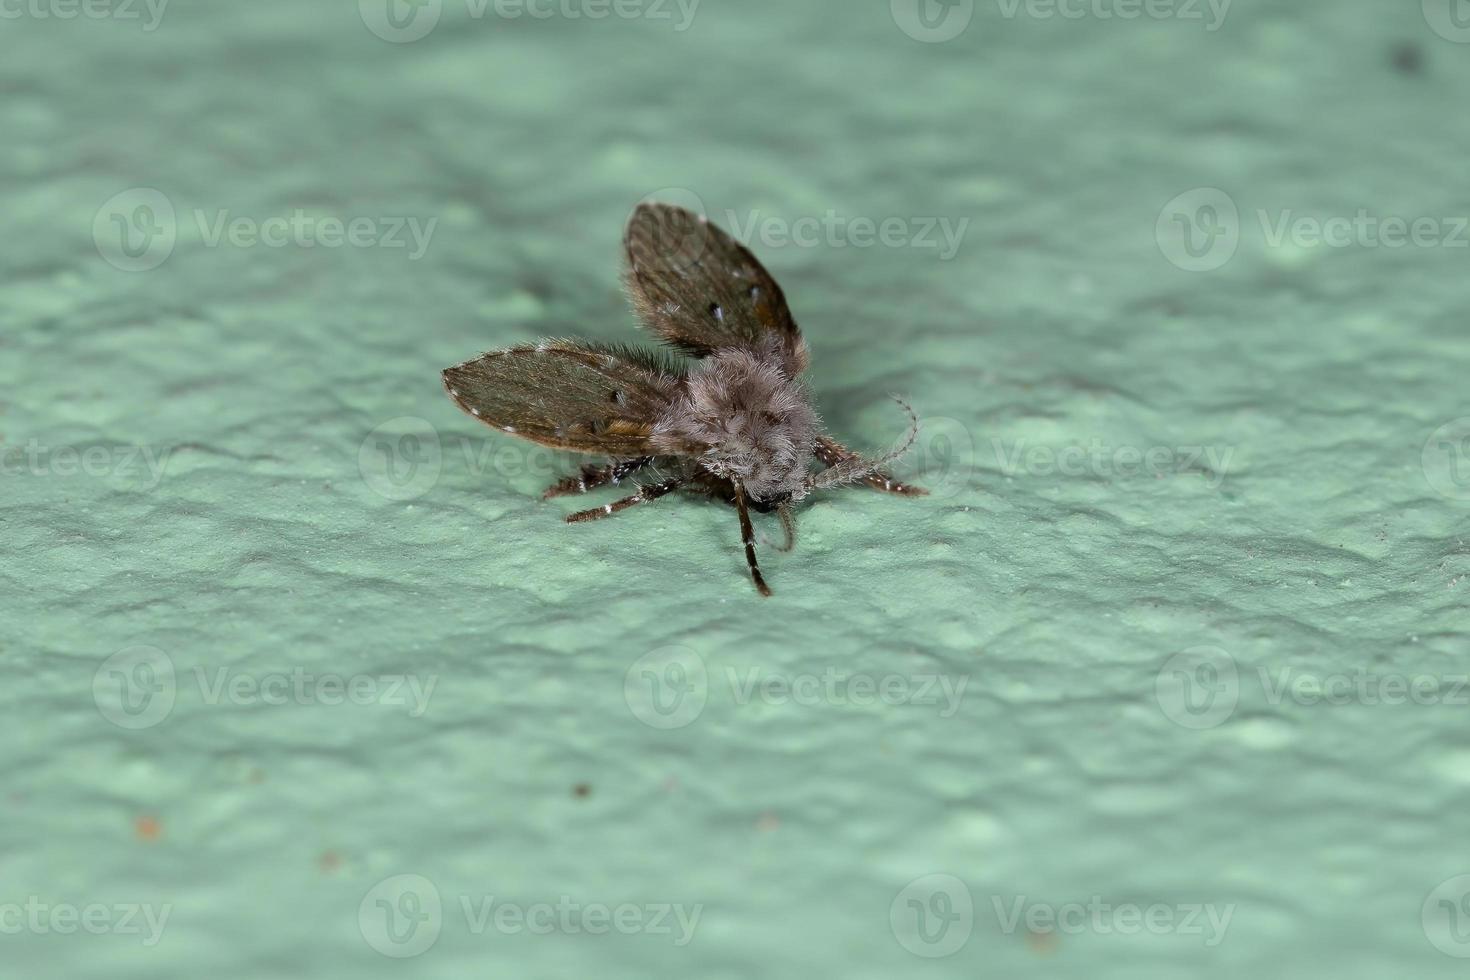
top-left (807, 395), bottom-right (920, 493)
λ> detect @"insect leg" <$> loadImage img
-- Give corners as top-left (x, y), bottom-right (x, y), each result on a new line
top-left (542, 456), bottom-right (654, 499)
top-left (734, 483), bottom-right (773, 597)
top-left (815, 435), bottom-right (926, 496)
top-left (565, 476), bottom-right (684, 523)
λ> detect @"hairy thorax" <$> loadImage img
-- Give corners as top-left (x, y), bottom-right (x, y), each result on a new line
top-left (652, 344), bottom-right (817, 504)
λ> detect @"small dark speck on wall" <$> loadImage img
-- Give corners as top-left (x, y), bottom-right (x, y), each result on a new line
top-left (1391, 41), bottom-right (1424, 75)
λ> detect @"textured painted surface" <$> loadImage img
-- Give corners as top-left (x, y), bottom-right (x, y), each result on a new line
top-left (4, 0), bottom-right (1469, 976)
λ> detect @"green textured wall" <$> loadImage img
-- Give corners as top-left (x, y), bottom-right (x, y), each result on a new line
top-left (4, 0), bottom-right (1469, 976)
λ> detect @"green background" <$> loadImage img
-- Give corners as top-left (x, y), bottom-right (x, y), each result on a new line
top-left (5, 0), bottom-right (1469, 976)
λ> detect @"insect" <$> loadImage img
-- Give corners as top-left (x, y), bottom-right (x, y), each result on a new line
top-left (442, 202), bottom-right (925, 596)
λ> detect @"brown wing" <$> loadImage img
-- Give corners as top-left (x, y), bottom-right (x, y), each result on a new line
top-left (442, 340), bottom-right (696, 456)
top-left (624, 203), bottom-right (808, 373)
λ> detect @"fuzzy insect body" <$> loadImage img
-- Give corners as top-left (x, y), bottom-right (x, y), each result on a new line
top-left (443, 203), bottom-right (924, 596)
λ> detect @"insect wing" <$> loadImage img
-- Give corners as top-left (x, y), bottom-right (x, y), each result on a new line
top-left (443, 341), bottom-right (686, 455)
top-left (624, 203), bottom-right (807, 371)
